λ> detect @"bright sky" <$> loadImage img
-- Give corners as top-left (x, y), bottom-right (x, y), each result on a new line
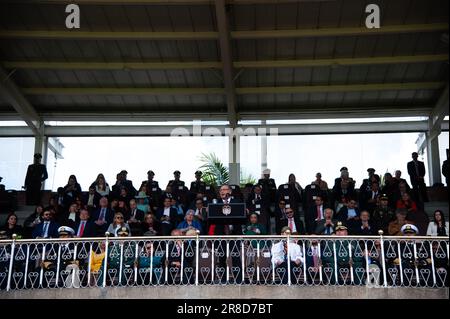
top-left (1, 131), bottom-right (448, 192)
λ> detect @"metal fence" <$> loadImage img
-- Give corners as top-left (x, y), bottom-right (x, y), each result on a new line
top-left (0, 234), bottom-right (448, 291)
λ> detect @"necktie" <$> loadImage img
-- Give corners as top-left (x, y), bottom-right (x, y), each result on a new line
top-left (132, 209), bottom-right (136, 218)
top-left (288, 218), bottom-right (294, 232)
top-left (43, 222), bottom-right (49, 237)
top-left (99, 208), bottom-right (106, 221)
top-left (78, 221), bottom-right (85, 237)
top-left (313, 248), bottom-right (319, 269)
top-left (414, 161), bottom-right (420, 176)
top-left (316, 206), bottom-right (321, 220)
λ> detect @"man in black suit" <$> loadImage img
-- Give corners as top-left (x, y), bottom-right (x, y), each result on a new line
top-left (144, 170), bottom-right (161, 210)
top-left (92, 197), bottom-right (114, 236)
top-left (305, 195), bottom-right (327, 234)
top-left (156, 197), bottom-right (179, 236)
top-left (32, 210), bottom-right (59, 239)
top-left (208, 184), bottom-right (243, 284)
top-left (74, 208), bottom-right (96, 238)
top-left (280, 207), bottom-right (305, 235)
top-left (359, 168), bottom-right (380, 193)
top-left (315, 208), bottom-right (337, 235)
top-left (127, 199), bottom-right (145, 236)
top-left (407, 152), bottom-right (428, 202)
top-left (24, 153), bottom-right (48, 205)
top-left (168, 170), bottom-right (185, 189)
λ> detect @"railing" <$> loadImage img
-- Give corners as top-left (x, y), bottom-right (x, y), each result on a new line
top-left (0, 234), bottom-right (448, 291)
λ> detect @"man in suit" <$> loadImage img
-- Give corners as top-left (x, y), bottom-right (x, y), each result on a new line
top-left (351, 210), bottom-right (375, 235)
top-left (315, 208), bottom-right (337, 235)
top-left (127, 199), bottom-right (145, 236)
top-left (74, 208), bottom-right (95, 238)
top-left (280, 207), bottom-right (305, 235)
top-left (246, 184), bottom-right (270, 233)
top-left (24, 153), bottom-right (48, 205)
top-left (156, 197), bottom-right (179, 236)
top-left (407, 152), bottom-right (429, 202)
top-left (442, 149), bottom-right (449, 186)
top-left (305, 195), bottom-right (326, 234)
top-left (32, 210), bottom-right (59, 238)
top-left (92, 197), bottom-right (114, 236)
top-left (359, 168), bottom-right (380, 193)
top-left (274, 199), bottom-right (288, 235)
top-left (361, 181), bottom-right (381, 214)
top-left (336, 198), bottom-right (360, 226)
top-left (208, 184), bottom-right (243, 284)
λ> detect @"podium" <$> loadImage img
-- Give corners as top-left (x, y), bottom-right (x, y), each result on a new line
top-left (207, 203), bottom-right (247, 224)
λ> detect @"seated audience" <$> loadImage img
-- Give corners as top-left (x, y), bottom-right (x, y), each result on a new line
top-left (426, 209), bottom-right (449, 236)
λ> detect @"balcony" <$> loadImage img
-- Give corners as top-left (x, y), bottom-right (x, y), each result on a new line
top-left (0, 235), bottom-right (448, 299)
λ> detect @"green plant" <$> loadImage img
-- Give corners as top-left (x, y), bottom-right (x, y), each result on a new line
top-left (198, 152), bottom-right (256, 187)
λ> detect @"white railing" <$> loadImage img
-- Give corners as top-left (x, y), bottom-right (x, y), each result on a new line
top-left (0, 234), bottom-right (448, 291)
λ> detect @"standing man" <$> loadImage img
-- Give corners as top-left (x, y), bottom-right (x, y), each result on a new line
top-left (258, 169), bottom-right (277, 208)
top-left (407, 152), bottom-right (428, 202)
top-left (24, 153), bottom-right (48, 205)
top-left (442, 149), bottom-right (449, 187)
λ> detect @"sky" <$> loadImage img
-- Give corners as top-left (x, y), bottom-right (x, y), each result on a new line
top-left (1, 131), bottom-right (448, 192)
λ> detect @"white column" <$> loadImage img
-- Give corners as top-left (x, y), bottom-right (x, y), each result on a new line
top-left (426, 132), bottom-right (442, 186)
top-left (229, 133), bottom-right (240, 185)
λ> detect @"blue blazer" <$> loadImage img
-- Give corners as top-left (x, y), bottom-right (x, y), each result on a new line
top-left (32, 221), bottom-right (60, 239)
top-left (177, 220), bottom-right (203, 234)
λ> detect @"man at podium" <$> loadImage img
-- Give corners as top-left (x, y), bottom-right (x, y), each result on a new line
top-left (207, 184), bottom-right (244, 284)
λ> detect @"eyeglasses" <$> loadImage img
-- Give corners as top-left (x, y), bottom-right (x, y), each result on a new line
top-left (116, 216), bottom-right (124, 219)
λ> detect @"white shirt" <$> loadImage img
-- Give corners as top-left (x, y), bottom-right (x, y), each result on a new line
top-left (163, 207), bottom-right (171, 217)
top-left (271, 241), bottom-right (304, 266)
top-left (426, 222), bottom-right (449, 236)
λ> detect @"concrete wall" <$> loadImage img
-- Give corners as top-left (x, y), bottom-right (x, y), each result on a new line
top-left (1, 286), bottom-right (448, 299)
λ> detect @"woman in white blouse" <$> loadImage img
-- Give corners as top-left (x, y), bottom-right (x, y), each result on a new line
top-left (426, 209), bottom-right (449, 236)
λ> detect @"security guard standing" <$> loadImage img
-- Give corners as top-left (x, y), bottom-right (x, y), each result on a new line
top-left (190, 170), bottom-right (206, 194)
top-left (24, 153), bottom-right (48, 205)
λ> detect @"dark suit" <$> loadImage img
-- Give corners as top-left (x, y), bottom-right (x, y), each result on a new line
top-left (335, 206), bottom-right (360, 223)
top-left (190, 180), bottom-right (207, 194)
top-left (315, 219), bottom-right (337, 235)
top-left (279, 216), bottom-right (305, 235)
top-left (156, 207), bottom-right (179, 236)
top-left (74, 220), bottom-right (96, 238)
top-left (91, 207), bottom-right (114, 236)
top-left (351, 221), bottom-right (376, 235)
top-left (32, 221), bottom-right (59, 239)
top-left (407, 160), bottom-right (428, 201)
top-left (24, 163), bottom-right (48, 205)
top-left (305, 204), bottom-right (327, 234)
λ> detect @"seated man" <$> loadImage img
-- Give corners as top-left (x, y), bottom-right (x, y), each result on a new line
top-left (135, 241), bottom-right (164, 285)
top-left (335, 198), bottom-right (360, 229)
top-left (315, 208), bottom-right (337, 235)
top-left (97, 227), bottom-right (135, 287)
top-left (271, 226), bottom-right (304, 284)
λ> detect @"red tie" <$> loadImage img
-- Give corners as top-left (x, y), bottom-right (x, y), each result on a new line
top-left (79, 221), bottom-right (85, 237)
top-left (288, 218), bottom-right (294, 232)
top-left (316, 206), bottom-right (321, 220)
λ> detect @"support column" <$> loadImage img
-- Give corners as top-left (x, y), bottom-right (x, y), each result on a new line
top-left (261, 120), bottom-right (268, 174)
top-left (426, 132), bottom-right (442, 186)
top-left (228, 133), bottom-right (240, 185)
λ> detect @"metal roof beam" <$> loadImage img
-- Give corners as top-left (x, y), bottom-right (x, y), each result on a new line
top-left (1, 23), bottom-right (446, 40)
top-left (0, 67), bottom-right (41, 135)
top-left (0, 121), bottom-right (448, 138)
top-left (5, 0), bottom-right (347, 5)
top-left (214, 0), bottom-right (237, 127)
top-left (20, 82), bottom-right (445, 96)
top-left (3, 54), bottom-right (447, 71)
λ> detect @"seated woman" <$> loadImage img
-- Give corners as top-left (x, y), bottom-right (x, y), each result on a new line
top-left (63, 175), bottom-right (82, 204)
top-left (243, 212), bottom-right (266, 235)
top-left (427, 209), bottom-right (449, 236)
top-left (0, 212), bottom-right (23, 239)
top-left (177, 209), bottom-right (203, 235)
top-left (106, 212), bottom-right (131, 237)
top-left (141, 213), bottom-right (161, 236)
top-left (89, 242), bottom-right (106, 286)
top-left (23, 205), bottom-right (44, 239)
top-left (93, 174), bottom-right (110, 197)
